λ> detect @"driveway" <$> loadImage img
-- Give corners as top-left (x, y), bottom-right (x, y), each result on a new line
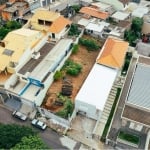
top-left (0, 106), bottom-right (81, 149)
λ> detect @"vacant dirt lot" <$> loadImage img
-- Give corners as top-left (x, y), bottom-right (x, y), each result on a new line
top-left (43, 36), bottom-right (104, 112)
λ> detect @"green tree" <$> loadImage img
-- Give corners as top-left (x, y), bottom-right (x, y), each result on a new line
top-left (0, 27), bottom-right (10, 40)
top-left (5, 20), bottom-right (22, 30)
top-left (56, 98), bottom-right (74, 118)
top-left (124, 17), bottom-right (143, 46)
top-left (131, 17), bottom-right (143, 32)
top-left (0, 124), bottom-right (36, 149)
top-left (12, 135), bottom-right (48, 149)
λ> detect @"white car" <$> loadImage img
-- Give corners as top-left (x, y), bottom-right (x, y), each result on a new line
top-left (31, 119), bottom-right (47, 130)
top-left (12, 111), bottom-right (27, 121)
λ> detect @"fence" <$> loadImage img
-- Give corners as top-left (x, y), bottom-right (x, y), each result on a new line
top-left (37, 107), bottom-right (70, 128)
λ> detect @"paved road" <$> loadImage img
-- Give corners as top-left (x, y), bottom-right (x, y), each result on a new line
top-left (0, 106), bottom-right (80, 149)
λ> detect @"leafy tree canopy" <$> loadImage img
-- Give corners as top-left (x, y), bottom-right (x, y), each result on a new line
top-left (0, 124), bottom-right (36, 149)
top-left (12, 135), bottom-right (48, 149)
top-left (131, 17), bottom-right (143, 32)
top-left (5, 20), bottom-right (22, 30)
top-left (0, 20), bottom-right (22, 40)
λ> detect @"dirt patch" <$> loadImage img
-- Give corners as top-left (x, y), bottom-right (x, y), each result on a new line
top-left (43, 36), bottom-right (103, 112)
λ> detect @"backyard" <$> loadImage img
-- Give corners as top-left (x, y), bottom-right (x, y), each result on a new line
top-left (42, 36), bottom-right (104, 113)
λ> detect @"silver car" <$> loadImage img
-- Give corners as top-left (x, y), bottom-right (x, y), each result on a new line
top-left (31, 119), bottom-right (47, 130)
top-left (12, 110), bottom-right (27, 121)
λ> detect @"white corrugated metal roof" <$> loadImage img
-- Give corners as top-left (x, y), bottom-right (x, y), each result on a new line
top-left (75, 63), bottom-right (117, 111)
top-left (127, 63), bottom-right (150, 110)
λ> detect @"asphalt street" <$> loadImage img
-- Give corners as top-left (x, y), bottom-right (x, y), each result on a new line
top-left (0, 106), bottom-right (80, 149)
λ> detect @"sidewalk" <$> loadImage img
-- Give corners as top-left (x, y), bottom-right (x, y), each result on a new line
top-left (68, 129), bottom-right (104, 150)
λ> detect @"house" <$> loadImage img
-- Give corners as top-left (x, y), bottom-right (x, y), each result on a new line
top-left (131, 6), bottom-right (149, 18)
top-left (136, 41), bottom-right (150, 56)
top-left (91, 1), bottom-right (115, 14)
top-left (120, 56), bottom-right (150, 149)
top-left (74, 37), bottom-right (128, 120)
top-left (4, 38), bottom-right (73, 107)
top-left (142, 14), bottom-right (150, 34)
top-left (24, 9), bottom-right (72, 40)
top-left (79, 6), bottom-right (109, 20)
top-left (111, 11), bottom-right (130, 22)
top-left (25, 0), bottom-right (41, 12)
top-left (96, 0), bottom-right (126, 10)
top-left (1, 0), bottom-right (30, 21)
top-left (0, 28), bottom-right (46, 74)
top-left (85, 22), bottom-right (105, 38)
top-left (97, 37), bottom-right (129, 68)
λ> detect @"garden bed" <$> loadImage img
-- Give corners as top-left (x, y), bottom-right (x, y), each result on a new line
top-left (118, 131), bottom-right (140, 146)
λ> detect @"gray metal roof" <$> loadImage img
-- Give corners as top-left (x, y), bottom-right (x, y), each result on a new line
top-left (127, 63), bottom-right (150, 110)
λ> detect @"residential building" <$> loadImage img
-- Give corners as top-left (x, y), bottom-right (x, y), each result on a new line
top-left (73, 37), bottom-right (128, 140)
top-left (142, 14), bottom-right (150, 34)
top-left (91, 2), bottom-right (115, 14)
top-left (4, 38), bottom-right (73, 107)
top-left (97, 0), bottom-right (125, 10)
top-left (121, 56), bottom-right (150, 149)
top-left (74, 37), bottom-right (128, 120)
top-left (111, 11), bottom-right (130, 22)
top-left (24, 9), bottom-right (72, 40)
top-left (1, 0), bottom-right (30, 21)
top-left (79, 6), bottom-right (109, 20)
top-left (0, 28), bottom-right (46, 74)
top-left (131, 6), bottom-right (149, 18)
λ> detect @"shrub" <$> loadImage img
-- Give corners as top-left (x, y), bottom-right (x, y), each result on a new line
top-left (63, 60), bottom-right (82, 76)
top-left (56, 99), bottom-right (74, 119)
top-left (71, 5), bottom-right (81, 13)
top-left (68, 24), bottom-right (80, 36)
top-left (72, 44), bottom-right (79, 54)
top-left (79, 38), bottom-right (99, 51)
top-left (54, 71), bottom-right (63, 81)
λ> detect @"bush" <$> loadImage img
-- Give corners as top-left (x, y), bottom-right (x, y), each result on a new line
top-left (63, 60), bottom-right (82, 76)
top-left (72, 44), bottom-right (79, 54)
top-left (71, 5), bottom-right (81, 13)
top-left (121, 52), bottom-right (132, 75)
top-left (56, 99), bottom-right (74, 119)
top-left (79, 38), bottom-right (99, 51)
top-left (68, 24), bottom-right (80, 36)
top-left (118, 131), bottom-right (140, 144)
top-left (54, 71), bottom-right (63, 81)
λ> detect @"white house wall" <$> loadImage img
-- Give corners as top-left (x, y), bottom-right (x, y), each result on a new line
top-left (75, 100), bottom-right (100, 120)
top-left (33, 41), bottom-right (73, 106)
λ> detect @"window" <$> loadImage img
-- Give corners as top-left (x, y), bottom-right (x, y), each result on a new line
top-left (3, 49), bottom-right (14, 56)
top-left (38, 19), bottom-right (44, 25)
top-left (45, 21), bottom-right (52, 26)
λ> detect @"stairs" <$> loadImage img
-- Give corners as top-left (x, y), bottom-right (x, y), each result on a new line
top-left (93, 76), bottom-right (125, 137)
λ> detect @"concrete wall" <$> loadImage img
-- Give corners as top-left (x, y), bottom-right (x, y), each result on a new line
top-left (142, 22), bottom-right (150, 34)
top-left (75, 100), bottom-right (100, 120)
top-left (37, 107), bottom-right (70, 128)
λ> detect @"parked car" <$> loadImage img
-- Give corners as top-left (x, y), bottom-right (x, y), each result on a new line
top-left (31, 119), bottom-right (47, 130)
top-left (12, 110), bottom-right (27, 121)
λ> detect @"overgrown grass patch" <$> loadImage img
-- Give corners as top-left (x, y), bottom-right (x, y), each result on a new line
top-left (79, 38), bottom-right (99, 51)
top-left (118, 131), bottom-right (140, 145)
top-left (62, 59), bottom-right (82, 76)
